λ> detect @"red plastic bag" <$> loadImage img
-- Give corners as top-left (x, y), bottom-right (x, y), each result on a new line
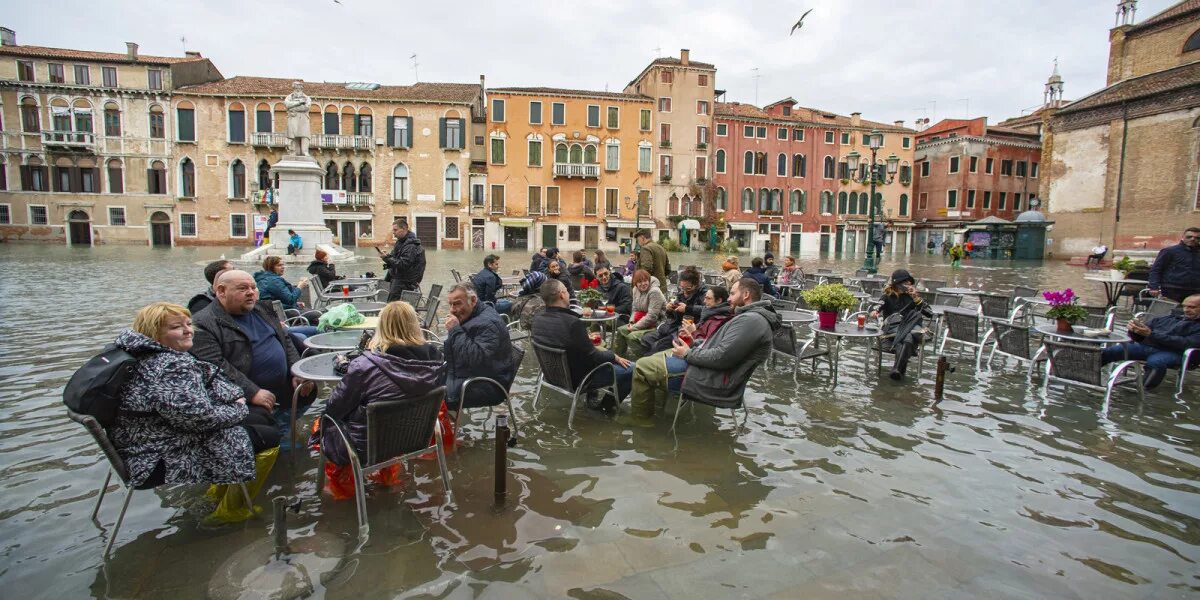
top-left (418, 401), bottom-right (456, 460)
top-left (323, 462), bottom-right (405, 500)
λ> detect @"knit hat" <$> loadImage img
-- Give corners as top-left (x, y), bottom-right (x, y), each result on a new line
top-left (889, 269), bottom-right (915, 287)
top-left (314, 248), bottom-right (328, 261)
top-left (764, 252), bottom-right (774, 259)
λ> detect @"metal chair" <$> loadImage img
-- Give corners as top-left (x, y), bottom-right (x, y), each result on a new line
top-left (417, 284), bottom-right (443, 312)
top-left (308, 279), bottom-right (331, 310)
top-left (984, 321), bottom-right (1045, 378)
top-left (1134, 298), bottom-right (1178, 321)
top-left (770, 322), bottom-right (830, 378)
top-left (450, 269), bottom-right (463, 283)
top-left (530, 341), bottom-right (619, 429)
top-left (702, 274), bottom-right (724, 288)
top-left (1079, 305), bottom-right (1116, 330)
top-left (815, 268), bottom-right (833, 274)
top-left (420, 298), bottom-right (441, 341)
top-left (455, 343), bottom-right (525, 440)
top-left (67, 409), bottom-right (253, 558)
top-left (854, 269), bottom-right (869, 278)
top-left (938, 307), bottom-right (988, 369)
top-left (772, 299), bottom-right (797, 312)
top-left (398, 289), bottom-right (422, 307)
top-left (860, 280), bottom-right (884, 296)
top-left (930, 293), bottom-right (963, 308)
top-left (374, 288), bottom-right (390, 303)
top-left (669, 362), bottom-right (761, 434)
top-left (823, 276), bottom-right (844, 285)
top-left (978, 293), bottom-right (1024, 324)
top-left (1175, 349), bottom-right (1197, 397)
top-left (270, 300), bottom-right (309, 327)
top-left (920, 279), bottom-right (947, 293)
top-left (316, 386), bottom-right (452, 542)
top-left (1041, 340), bottom-right (1143, 415)
top-left (1011, 285), bottom-right (1038, 300)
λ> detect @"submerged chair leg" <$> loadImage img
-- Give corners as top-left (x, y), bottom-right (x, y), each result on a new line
top-left (103, 486), bottom-right (135, 559)
top-left (434, 423), bottom-right (453, 503)
top-left (92, 470), bottom-right (113, 521)
top-left (349, 453), bottom-right (368, 543)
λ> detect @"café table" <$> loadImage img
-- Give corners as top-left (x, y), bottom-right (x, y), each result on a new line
top-left (1083, 275), bottom-right (1149, 308)
top-left (778, 310), bottom-right (818, 325)
top-left (1031, 323), bottom-right (1133, 381)
top-left (287, 352), bottom-right (346, 449)
top-left (347, 301), bottom-right (386, 316)
top-left (323, 289), bottom-right (377, 303)
top-left (937, 287), bottom-right (983, 296)
top-left (327, 278), bottom-right (376, 289)
top-left (303, 330), bottom-right (364, 353)
top-left (811, 322), bottom-right (883, 381)
top-left (339, 316), bottom-right (380, 330)
top-left (574, 307), bottom-right (620, 346)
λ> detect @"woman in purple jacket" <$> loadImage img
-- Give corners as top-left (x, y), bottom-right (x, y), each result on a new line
top-left (313, 301), bottom-right (446, 466)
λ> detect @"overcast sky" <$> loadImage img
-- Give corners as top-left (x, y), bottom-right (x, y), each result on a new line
top-left (7, 0), bottom-right (1179, 126)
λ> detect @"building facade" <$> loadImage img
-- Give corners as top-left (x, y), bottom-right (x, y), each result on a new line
top-left (483, 87), bottom-right (655, 252)
top-left (911, 117), bottom-right (1042, 251)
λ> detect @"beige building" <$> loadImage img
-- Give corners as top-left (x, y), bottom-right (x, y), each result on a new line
top-left (171, 77), bottom-right (485, 249)
top-left (624, 49), bottom-right (717, 237)
top-left (0, 28), bottom-right (222, 245)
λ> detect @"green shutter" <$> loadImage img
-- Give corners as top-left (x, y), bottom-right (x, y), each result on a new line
top-left (439, 118), bottom-right (447, 149)
top-left (458, 118), bottom-right (466, 148)
top-left (405, 117), bottom-right (413, 147)
top-left (386, 116), bottom-right (395, 147)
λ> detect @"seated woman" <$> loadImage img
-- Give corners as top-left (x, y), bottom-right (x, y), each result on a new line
top-left (544, 259), bottom-right (575, 299)
top-left (109, 302), bottom-right (279, 521)
top-left (307, 248), bottom-right (343, 290)
top-left (612, 269), bottom-right (666, 359)
top-left (256, 256), bottom-right (320, 334)
top-left (314, 301), bottom-right (446, 469)
top-left (721, 256), bottom-right (742, 289)
top-left (870, 269), bottom-right (934, 380)
top-left (567, 250), bottom-right (596, 286)
top-left (780, 256), bottom-right (805, 285)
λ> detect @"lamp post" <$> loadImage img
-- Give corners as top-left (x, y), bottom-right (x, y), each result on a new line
top-left (845, 129), bottom-right (899, 274)
top-left (624, 185), bottom-right (644, 251)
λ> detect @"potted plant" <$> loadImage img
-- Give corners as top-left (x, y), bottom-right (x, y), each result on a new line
top-left (1043, 288), bottom-right (1089, 333)
top-left (1111, 256), bottom-right (1149, 280)
top-left (576, 278), bottom-right (605, 309)
top-left (801, 284), bottom-right (858, 329)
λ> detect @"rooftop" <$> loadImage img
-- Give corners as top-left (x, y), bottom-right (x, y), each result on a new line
top-left (1128, 0), bottom-right (1200, 33)
top-left (487, 86), bottom-right (651, 102)
top-left (715, 101), bottom-right (914, 132)
top-left (0, 43), bottom-right (205, 66)
top-left (176, 76), bottom-right (481, 104)
top-left (1055, 59), bottom-right (1200, 115)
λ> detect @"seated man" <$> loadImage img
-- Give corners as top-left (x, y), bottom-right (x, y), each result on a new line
top-left (744, 257), bottom-right (778, 297)
top-left (444, 282), bottom-right (515, 412)
top-left (1086, 243), bottom-right (1108, 268)
top-left (641, 268), bottom-right (707, 354)
top-left (531, 279), bottom-right (633, 411)
top-left (473, 254), bottom-right (513, 314)
top-left (620, 278), bottom-right (779, 426)
top-left (191, 270), bottom-right (316, 446)
top-left (595, 265), bottom-right (632, 318)
top-left (189, 259), bottom-right (234, 314)
top-left (1102, 294), bottom-right (1200, 389)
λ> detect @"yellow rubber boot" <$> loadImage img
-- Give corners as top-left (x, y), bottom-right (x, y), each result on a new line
top-left (203, 448), bottom-right (279, 525)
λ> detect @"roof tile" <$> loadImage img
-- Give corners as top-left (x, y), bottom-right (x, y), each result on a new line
top-left (488, 86), bottom-right (651, 102)
top-left (176, 76), bottom-right (481, 104)
top-left (0, 44), bottom-right (203, 66)
top-left (1055, 60), bottom-right (1200, 115)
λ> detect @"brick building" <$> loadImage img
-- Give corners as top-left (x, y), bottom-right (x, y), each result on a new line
top-left (911, 117), bottom-right (1042, 251)
top-left (1043, 0), bottom-right (1200, 256)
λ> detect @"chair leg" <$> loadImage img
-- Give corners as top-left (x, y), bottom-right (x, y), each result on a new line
top-left (670, 396), bottom-right (686, 433)
top-left (289, 386), bottom-right (303, 450)
top-left (434, 423), bottom-right (453, 502)
top-left (532, 376), bottom-right (543, 409)
top-left (103, 486), bottom-right (134, 559)
top-left (349, 454), bottom-right (368, 543)
top-left (239, 483), bottom-right (254, 512)
top-left (316, 450), bottom-right (327, 495)
top-left (503, 394), bottom-right (520, 441)
top-left (568, 390), bottom-right (579, 430)
top-left (92, 469), bottom-right (113, 520)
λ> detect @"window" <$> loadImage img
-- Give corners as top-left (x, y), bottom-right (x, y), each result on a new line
top-left (584, 188), bottom-right (597, 216)
top-left (900, 164), bottom-right (912, 183)
top-left (49, 63), bottom-right (65, 83)
top-left (902, 137), bottom-right (911, 149)
top-left (490, 137), bottom-right (506, 164)
top-left (1001, 159), bottom-right (1013, 176)
top-left (179, 158), bottom-right (195, 197)
top-left (527, 185), bottom-right (541, 214)
top-left (392, 164), bottom-right (409, 201)
top-left (774, 127), bottom-right (786, 141)
top-left (102, 66), bottom-right (117, 87)
top-left (471, 182), bottom-right (484, 207)
top-left (546, 186), bottom-right (560, 215)
top-left (445, 164), bottom-right (460, 202)
top-left (74, 65), bottom-right (90, 85)
top-left (986, 158), bottom-right (994, 174)
top-left (444, 216), bottom-right (460, 240)
top-left (1013, 193), bottom-right (1022, 211)
top-left (583, 144), bottom-right (597, 164)
top-left (966, 189), bottom-right (976, 208)
top-left (783, 106), bottom-right (792, 116)
top-left (697, 73), bottom-right (708, 86)
top-left (660, 155), bottom-right (672, 179)
top-left (21, 98), bottom-right (40, 132)
top-left (947, 189), bottom-right (958, 208)
top-left (80, 168), bottom-right (97, 193)
top-left (1031, 162), bottom-right (1039, 178)
top-left (607, 106), bottom-right (619, 128)
top-left (716, 123), bottom-right (727, 136)
top-left (605, 142), bottom-right (619, 170)
top-left (638, 144), bottom-right (651, 172)
top-left (228, 106), bottom-right (245, 143)
top-left (390, 116), bottom-right (411, 148)
top-left (492, 98), bottom-right (505, 122)
top-left (697, 101), bottom-right (709, 115)
top-left (20, 163), bottom-right (49, 191)
top-left (146, 160), bottom-right (166, 194)
top-left (715, 149), bottom-right (726, 173)
top-left (356, 114), bottom-right (373, 137)
top-left (106, 159), bottom-right (123, 193)
top-left (147, 69), bottom-right (162, 90)
top-left (793, 128), bottom-right (804, 141)
top-left (320, 111), bottom-right (338, 135)
top-left (529, 101), bottom-right (542, 124)
top-left (230, 160), bottom-right (246, 198)
top-left (258, 159), bottom-right (271, 190)
top-left (441, 118), bottom-right (464, 149)
top-left (840, 132), bottom-right (849, 144)
top-left (176, 107), bottom-right (194, 141)
top-left (982, 191), bottom-right (992, 209)
top-left (104, 105), bottom-right (121, 136)
top-left (756, 126), bottom-right (767, 138)
top-left (17, 60), bottom-right (34, 81)
top-left (30, 205), bottom-right (48, 224)
top-left (825, 131), bottom-right (834, 143)
top-left (605, 188), bottom-right (619, 216)
top-left (744, 151), bottom-right (754, 174)
top-left (661, 70), bottom-right (673, 83)
top-left (0, 204), bottom-right (11, 224)
top-left (254, 109), bottom-right (271, 133)
top-left (792, 154), bottom-right (805, 177)
top-left (949, 156), bottom-right (960, 174)
top-left (696, 156), bottom-right (707, 180)
top-left (823, 156), bottom-right (835, 179)
top-left (490, 184), bottom-right (505, 214)
top-left (920, 161), bottom-right (930, 177)
top-left (754, 152), bottom-right (767, 175)
top-left (587, 104), bottom-right (601, 127)
top-left (226, 213), bottom-right (247, 237)
top-left (969, 156), bottom-right (978, 173)
top-left (715, 187), bottom-right (727, 211)
top-left (741, 188), bottom-right (754, 212)
top-left (179, 213), bottom-right (197, 237)
top-left (918, 193), bottom-right (928, 210)
top-left (660, 123), bottom-right (671, 145)
top-left (777, 153), bottom-right (787, 176)
top-left (998, 192), bottom-right (1007, 210)
top-left (862, 133), bottom-right (871, 145)
top-left (744, 125), bottom-right (754, 138)
top-left (552, 102), bottom-right (565, 125)
top-left (528, 139), bottom-right (542, 167)
top-left (658, 97), bottom-right (671, 112)
top-left (696, 125), bottom-right (708, 146)
top-left (790, 190), bottom-right (805, 213)
top-left (1016, 161), bottom-right (1027, 177)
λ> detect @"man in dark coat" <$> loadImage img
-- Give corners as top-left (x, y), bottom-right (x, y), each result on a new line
top-left (188, 259), bottom-right (233, 314)
top-left (191, 270), bottom-right (315, 443)
top-left (744, 257), bottom-right (778, 297)
top-left (530, 247), bottom-right (550, 273)
top-left (635, 230), bottom-right (669, 293)
top-left (1102, 294), bottom-right (1200, 389)
top-left (640, 268), bottom-right (706, 353)
top-left (444, 282), bottom-right (514, 410)
top-left (474, 254), bottom-right (512, 313)
top-left (1148, 227), bottom-right (1200, 302)
top-left (378, 218), bottom-right (426, 301)
top-left (595, 265), bottom-right (632, 316)
top-left (531, 279), bottom-right (633, 408)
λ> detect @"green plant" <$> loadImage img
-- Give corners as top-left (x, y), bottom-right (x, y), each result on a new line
top-left (716, 238), bottom-right (740, 254)
top-left (576, 278), bottom-right (605, 306)
top-left (660, 238), bottom-right (685, 252)
top-left (1112, 256), bottom-right (1149, 274)
top-left (801, 284), bottom-right (858, 313)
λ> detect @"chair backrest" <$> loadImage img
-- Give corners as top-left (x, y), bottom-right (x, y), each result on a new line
top-left (426, 284), bottom-right (443, 307)
top-left (943, 307), bottom-right (979, 343)
top-left (374, 288), bottom-right (389, 302)
top-left (922, 279), bottom-right (947, 292)
top-left (824, 276), bottom-right (844, 285)
top-left (703, 274), bottom-right (723, 288)
top-left (861, 280), bottom-right (883, 295)
top-left (772, 299), bottom-right (797, 312)
top-left (422, 298), bottom-right (440, 330)
top-left (269, 300), bottom-right (288, 322)
top-left (772, 323), bottom-right (797, 355)
top-left (365, 386), bottom-right (446, 465)
top-left (67, 409), bottom-right (131, 485)
top-left (991, 321), bottom-right (1031, 359)
top-left (531, 341), bottom-right (576, 391)
top-left (1145, 298), bottom-right (1178, 318)
top-left (1079, 305), bottom-right (1113, 329)
top-left (792, 295), bottom-right (811, 311)
top-left (854, 269), bottom-right (869, 278)
top-left (450, 269), bottom-right (462, 283)
top-left (932, 293), bottom-right (963, 307)
top-left (1044, 340), bottom-right (1104, 387)
top-left (510, 342), bottom-right (526, 373)
top-left (1011, 285), bottom-right (1038, 300)
top-left (399, 290), bottom-right (422, 306)
top-left (978, 293), bottom-right (1012, 320)
top-left (816, 268), bottom-right (832, 274)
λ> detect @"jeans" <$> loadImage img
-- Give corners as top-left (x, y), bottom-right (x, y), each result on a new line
top-left (1101, 342), bottom-right (1195, 388)
top-left (494, 299), bottom-right (513, 314)
top-left (581, 361), bottom-right (634, 402)
top-left (286, 326), bottom-right (320, 355)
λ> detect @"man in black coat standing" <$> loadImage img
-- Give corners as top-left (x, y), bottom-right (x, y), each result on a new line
top-left (378, 218), bottom-right (426, 302)
top-left (1148, 227), bottom-right (1200, 302)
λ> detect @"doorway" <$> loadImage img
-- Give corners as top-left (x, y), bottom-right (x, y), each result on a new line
top-left (789, 233), bottom-right (802, 255)
top-left (472, 225), bottom-right (485, 250)
top-left (339, 221), bottom-right (357, 247)
top-left (414, 216), bottom-right (438, 248)
top-left (584, 226), bottom-right (599, 249)
top-left (541, 224), bottom-right (557, 249)
top-left (67, 210), bottom-right (91, 246)
top-left (150, 211), bottom-right (172, 247)
top-left (504, 226), bottom-right (528, 250)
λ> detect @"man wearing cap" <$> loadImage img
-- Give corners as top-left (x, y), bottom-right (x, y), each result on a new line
top-left (377, 218), bottom-right (426, 302)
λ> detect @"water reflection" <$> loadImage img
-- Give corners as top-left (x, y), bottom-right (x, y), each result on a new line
top-left (0, 244), bottom-right (1196, 598)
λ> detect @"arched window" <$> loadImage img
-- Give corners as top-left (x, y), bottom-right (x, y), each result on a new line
top-left (744, 151), bottom-right (754, 174)
top-left (325, 161), bottom-right (339, 189)
top-left (820, 191), bottom-right (833, 214)
top-left (1185, 28), bottom-right (1200, 53)
top-left (20, 96), bottom-right (40, 132)
top-left (555, 143), bottom-right (568, 164)
top-left (149, 104), bottom-right (165, 139)
top-left (838, 191), bottom-right (847, 214)
top-left (103, 102), bottom-right (121, 136)
top-left (359, 162), bottom-right (372, 193)
top-left (798, 190), bottom-right (808, 213)
top-left (899, 193), bottom-right (909, 216)
top-left (872, 192), bottom-right (882, 216)
top-left (715, 149), bottom-right (726, 173)
top-left (741, 188), bottom-right (754, 211)
top-left (790, 190), bottom-right (801, 213)
top-left (341, 161), bottom-right (355, 192)
top-left (569, 144), bottom-right (583, 164)
top-left (777, 153), bottom-right (787, 176)
top-left (715, 187), bottom-right (727, 210)
top-left (393, 164), bottom-right (409, 202)
top-left (849, 192), bottom-right (859, 214)
top-left (669, 193), bottom-right (680, 215)
top-left (444, 163), bottom-right (460, 201)
top-left (823, 155), bottom-right (835, 179)
top-left (769, 189), bottom-right (782, 213)
top-left (107, 159), bottom-right (123, 193)
top-left (758, 188), bottom-right (770, 212)
top-left (793, 154), bottom-right (806, 177)
top-left (179, 158), bottom-right (195, 197)
top-left (258, 159), bottom-right (271, 191)
top-left (755, 152), bottom-right (767, 175)
top-left (148, 160), bottom-right (167, 194)
top-left (230, 159), bottom-right (246, 198)
top-left (583, 144), bottom-right (597, 164)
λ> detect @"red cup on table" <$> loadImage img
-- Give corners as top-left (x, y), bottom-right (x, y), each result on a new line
top-left (342, 285), bottom-right (350, 296)
top-left (856, 314), bottom-right (866, 329)
top-left (606, 304), bottom-right (615, 315)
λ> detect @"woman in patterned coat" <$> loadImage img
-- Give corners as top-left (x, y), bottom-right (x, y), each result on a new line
top-left (109, 302), bottom-right (279, 489)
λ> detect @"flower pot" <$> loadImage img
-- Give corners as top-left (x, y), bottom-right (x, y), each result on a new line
top-left (1055, 318), bottom-right (1074, 333)
top-left (1109, 270), bottom-right (1124, 280)
top-left (818, 310), bottom-right (838, 329)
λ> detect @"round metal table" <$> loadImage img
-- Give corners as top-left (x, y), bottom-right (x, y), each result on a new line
top-left (347, 301), bottom-right (386, 315)
top-left (304, 330), bottom-right (364, 352)
top-left (323, 289), bottom-right (377, 303)
top-left (812, 322), bottom-right (883, 381)
top-left (287, 352), bottom-right (347, 448)
top-left (1083, 276), bottom-right (1148, 308)
top-left (1033, 323), bottom-right (1131, 345)
top-left (937, 287), bottom-right (983, 296)
top-left (574, 308), bottom-right (619, 346)
top-left (336, 278), bottom-right (377, 286)
top-left (778, 309), bottom-right (817, 324)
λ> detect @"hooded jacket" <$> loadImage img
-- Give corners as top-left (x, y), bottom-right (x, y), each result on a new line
top-left (444, 302), bottom-right (515, 408)
top-left (532, 306), bottom-right (615, 390)
top-left (601, 276), bottom-right (633, 315)
top-left (315, 344), bottom-right (446, 465)
top-left (681, 299), bottom-right (781, 408)
top-left (383, 231), bottom-right (426, 287)
top-left (254, 270), bottom-right (303, 310)
top-left (307, 260), bottom-right (342, 289)
top-left (1148, 242), bottom-right (1200, 294)
top-left (109, 330), bottom-right (255, 487)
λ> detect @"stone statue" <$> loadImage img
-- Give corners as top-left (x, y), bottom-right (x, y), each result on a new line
top-left (284, 81), bottom-right (312, 156)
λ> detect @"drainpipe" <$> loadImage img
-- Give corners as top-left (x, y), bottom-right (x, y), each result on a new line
top-left (1112, 102), bottom-right (1129, 252)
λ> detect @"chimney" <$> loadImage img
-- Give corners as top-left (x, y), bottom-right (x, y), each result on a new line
top-left (850, 112), bottom-right (861, 127)
top-left (0, 28), bottom-right (15, 46)
top-left (184, 51), bottom-right (201, 59)
top-left (894, 120), bottom-right (905, 127)
top-left (125, 42), bottom-right (138, 61)
top-left (680, 49), bottom-right (690, 66)
top-left (480, 74), bottom-right (485, 87)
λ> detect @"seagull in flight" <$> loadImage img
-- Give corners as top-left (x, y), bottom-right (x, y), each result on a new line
top-left (790, 9), bottom-right (813, 35)
top-left (333, 0), bottom-right (342, 4)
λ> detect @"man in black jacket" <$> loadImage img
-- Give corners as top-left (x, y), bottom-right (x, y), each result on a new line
top-left (378, 218), bottom-right (426, 301)
top-left (532, 279), bottom-right (633, 409)
top-left (444, 282), bottom-right (514, 410)
top-left (473, 254), bottom-right (512, 313)
top-left (1148, 227), bottom-right (1200, 302)
top-left (187, 259), bottom-right (233, 314)
top-left (641, 269), bottom-right (706, 354)
top-left (595, 265), bottom-right (631, 316)
top-left (1102, 294), bottom-right (1200, 389)
top-left (191, 270), bottom-right (315, 442)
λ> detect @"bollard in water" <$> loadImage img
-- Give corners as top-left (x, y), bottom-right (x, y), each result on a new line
top-left (494, 413), bottom-right (509, 506)
top-left (934, 355), bottom-right (953, 402)
top-left (272, 496), bottom-right (289, 558)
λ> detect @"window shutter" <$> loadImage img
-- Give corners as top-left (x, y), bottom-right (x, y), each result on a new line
top-left (70, 167), bottom-right (83, 193)
top-left (20, 166), bottom-right (31, 190)
top-left (438, 118), bottom-right (447, 149)
top-left (405, 117), bottom-right (413, 147)
top-left (386, 116), bottom-right (395, 147)
top-left (146, 168), bottom-right (155, 193)
top-left (458, 118), bottom-right (466, 148)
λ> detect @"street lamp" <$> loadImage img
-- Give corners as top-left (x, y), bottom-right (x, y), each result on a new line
top-left (623, 185), bottom-right (645, 250)
top-left (844, 129), bottom-right (899, 274)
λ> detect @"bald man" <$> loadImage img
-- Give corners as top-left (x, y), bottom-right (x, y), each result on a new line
top-left (191, 270), bottom-right (314, 445)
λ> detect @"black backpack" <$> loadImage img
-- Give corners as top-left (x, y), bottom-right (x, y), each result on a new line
top-left (62, 345), bottom-right (138, 426)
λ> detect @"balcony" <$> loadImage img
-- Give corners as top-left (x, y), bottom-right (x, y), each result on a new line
top-left (41, 130), bottom-right (95, 152)
top-left (251, 132), bottom-right (288, 148)
top-left (312, 134), bottom-right (374, 151)
top-left (348, 192), bottom-right (374, 206)
top-left (553, 163), bottom-right (600, 179)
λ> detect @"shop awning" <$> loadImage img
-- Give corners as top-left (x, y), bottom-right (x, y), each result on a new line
top-left (322, 212), bottom-right (373, 221)
top-left (677, 219), bottom-right (702, 230)
top-left (498, 218), bottom-right (533, 227)
top-left (728, 222), bottom-right (756, 231)
top-left (604, 219), bottom-right (641, 228)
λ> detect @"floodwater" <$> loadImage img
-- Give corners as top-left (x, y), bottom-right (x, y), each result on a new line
top-left (0, 243), bottom-right (1196, 599)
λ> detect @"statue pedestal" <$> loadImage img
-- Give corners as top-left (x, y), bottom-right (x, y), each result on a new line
top-left (239, 154), bottom-right (356, 264)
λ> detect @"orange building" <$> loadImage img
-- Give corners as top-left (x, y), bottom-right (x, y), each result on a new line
top-left (484, 87), bottom-right (654, 251)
